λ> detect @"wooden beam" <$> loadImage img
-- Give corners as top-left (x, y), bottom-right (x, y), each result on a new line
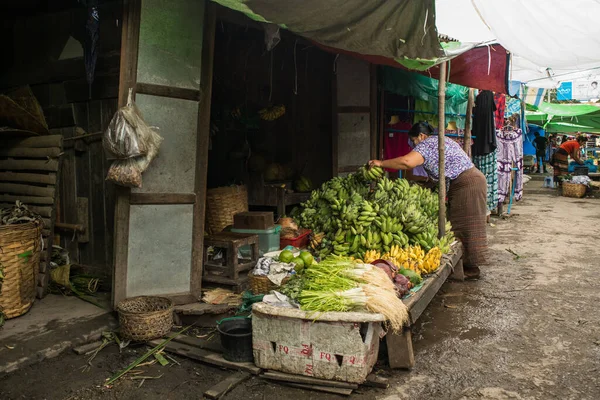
top-left (150, 340), bottom-right (262, 375)
top-left (112, 0), bottom-right (141, 309)
top-left (437, 61), bottom-right (447, 239)
top-left (0, 172), bottom-right (57, 185)
top-left (191, 2), bottom-right (217, 301)
top-left (332, 67), bottom-right (339, 178)
top-left (337, 106), bottom-right (370, 113)
top-left (0, 183), bottom-right (55, 197)
top-left (0, 159), bottom-right (59, 172)
top-left (0, 194), bottom-right (54, 205)
top-left (0, 147), bottom-right (62, 158)
top-left (129, 192), bottom-right (196, 205)
top-left (3, 135), bottom-right (63, 148)
top-left (204, 372), bottom-right (251, 399)
top-left (136, 82), bottom-right (201, 101)
top-left (261, 371), bottom-right (358, 390)
top-left (463, 88), bottom-right (474, 158)
top-left (369, 64), bottom-right (378, 160)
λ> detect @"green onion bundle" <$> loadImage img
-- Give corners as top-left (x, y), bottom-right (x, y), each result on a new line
top-left (296, 256), bottom-right (408, 331)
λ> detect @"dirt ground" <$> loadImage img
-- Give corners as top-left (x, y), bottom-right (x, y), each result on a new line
top-left (1, 189), bottom-right (600, 400)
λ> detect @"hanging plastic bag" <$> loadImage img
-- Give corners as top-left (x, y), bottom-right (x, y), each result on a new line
top-left (105, 125), bottom-right (163, 188)
top-left (103, 89), bottom-right (160, 159)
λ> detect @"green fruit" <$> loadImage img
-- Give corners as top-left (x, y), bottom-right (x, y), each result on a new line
top-left (279, 250), bottom-right (294, 263)
top-left (299, 251), bottom-right (314, 267)
top-left (292, 257), bottom-right (305, 269)
top-left (399, 268), bottom-right (422, 286)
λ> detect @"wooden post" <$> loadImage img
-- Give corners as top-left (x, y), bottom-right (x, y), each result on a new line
top-left (437, 62), bottom-right (447, 239)
top-left (191, 1), bottom-right (217, 299)
top-left (463, 88), bottom-right (474, 158)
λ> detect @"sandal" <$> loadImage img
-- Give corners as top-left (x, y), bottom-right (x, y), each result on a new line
top-left (464, 266), bottom-right (481, 280)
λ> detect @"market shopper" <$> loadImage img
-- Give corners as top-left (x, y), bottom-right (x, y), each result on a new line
top-left (369, 122), bottom-right (487, 279)
top-left (533, 132), bottom-right (549, 173)
top-left (552, 135), bottom-right (586, 179)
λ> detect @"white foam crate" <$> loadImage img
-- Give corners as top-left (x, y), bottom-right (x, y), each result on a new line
top-left (252, 302), bottom-right (384, 384)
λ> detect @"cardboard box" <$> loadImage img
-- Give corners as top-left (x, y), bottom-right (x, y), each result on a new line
top-left (252, 303), bottom-right (384, 384)
top-left (233, 212), bottom-right (274, 230)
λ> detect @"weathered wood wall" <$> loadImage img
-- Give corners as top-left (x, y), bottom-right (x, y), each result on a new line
top-left (0, 0), bottom-right (122, 283)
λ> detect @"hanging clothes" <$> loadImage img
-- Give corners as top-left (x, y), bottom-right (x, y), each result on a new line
top-left (471, 90), bottom-right (497, 157)
top-left (384, 121), bottom-right (412, 173)
top-left (473, 152), bottom-right (499, 211)
top-left (494, 93), bottom-right (506, 129)
top-left (496, 127), bottom-right (524, 203)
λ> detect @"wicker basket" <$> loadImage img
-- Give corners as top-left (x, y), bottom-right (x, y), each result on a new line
top-left (117, 296), bottom-right (174, 341)
top-left (205, 185), bottom-right (248, 234)
top-left (562, 182), bottom-right (586, 198)
top-left (249, 271), bottom-right (290, 295)
top-left (0, 221), bottom-right (41, 319)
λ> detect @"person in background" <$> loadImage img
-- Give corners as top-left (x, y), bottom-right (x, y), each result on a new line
top-left (561, 135), bottom-right (569, 145)
top-left (368, 122), bottom-right (487, 280)
top-left (552, 136), bottom-right (587, 180)
top-left (533, 132), bottom-right (549, 173)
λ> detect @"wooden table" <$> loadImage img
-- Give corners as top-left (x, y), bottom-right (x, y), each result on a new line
top-left (386, 242), bottom-right (464, 369)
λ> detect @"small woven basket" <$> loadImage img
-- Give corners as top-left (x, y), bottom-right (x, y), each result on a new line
top-left (0, 221), bottom-right (42, 319)
top-left (205, 185), bottom-right (248, 234)
top-left (562, 182), bottom-right (586, 198)
top-left (249, 271), bottom-right (290, 295)
top-left (117, 296), bottom-right (174, 341)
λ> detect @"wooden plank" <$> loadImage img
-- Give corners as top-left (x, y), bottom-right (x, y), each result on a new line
top-left (332, 69), bottom-right (338, 178)
top-left (386, 327), bottom-right (415, 369)
top-left (3, 135), bottom-right (63, 148)
top-left (0, 147), bottom-right (62, 158)
top-left (204, 371), bottom-right (251, 399)
top-left (77, 197), bottom-right (90, 243)
top-left (73, 341), bottom-right (104, 355)
top-left (403, 258), bottom-right (453, 324)
top-left (39, 262), bottom-right (47, 273)
top-left (0, 183), bottom-right (55, 197)
top-left (170, 332), bottom-right (223, 353)
top-left (0, 172), bottom-right (57, 185)
top-left (0, 203), bottom-right (52, 217)
top-left (88, 102), bottom-right (105, 267)
top-left (136, 82), bottom-right (201, 101)
top-left (101, 99), bottom-right (118, 272)
top-left (112, 0), bottom-right (141, 309)
top-left (43, 104), bottom-right (75, 129)
top-left (369, 64), bottom-right (378, 160)
top-left (191, 2), bottom-right (217, 301)
top-left (463, 88), bottom-right (475, 158)
top-left (262, 371), bottom-right (358, 390)
top-left (282, 383), bottom-right (353, 396)
top-left (337, 106), bottom-right (370, 113)
top-left (0, 194), bottom-right (54, 205)
top-left (149, 340), bottom-right (261, 375)
top-left (437, 61), bottom-right (447, 239)
top-left (364, 374), bottom-right (389, 389)
top-left (0, 159), bottom-right (59, 172)
top-left (129, 192), bottom-right (196, 205)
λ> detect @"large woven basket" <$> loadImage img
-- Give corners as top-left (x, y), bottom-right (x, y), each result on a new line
top-left (562, 182), bottom-right (586, 198)
top-left (205, 185), bottom-right (248, 234)
top-left (0, 221), bottom-right (42, 319)
top-left (117, 296), bottom-right (174, 342)
top-left (249, 271), bottom-right (290, 295)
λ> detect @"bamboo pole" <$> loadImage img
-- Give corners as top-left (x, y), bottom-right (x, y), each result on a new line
top-left (437, 62), bottom-right (447, 239)
top-left (463, 88), bottom-right (475, 158)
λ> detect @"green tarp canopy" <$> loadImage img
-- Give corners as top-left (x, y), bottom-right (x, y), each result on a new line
top-left (526, 102), bottom-right (600, 134)
top-left (212, 0), bottom-right (445, 66)
top-left (383, 66), bottom-right (469, 114)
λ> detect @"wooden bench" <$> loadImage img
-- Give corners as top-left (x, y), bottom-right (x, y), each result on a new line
top-left (387, 242), bottom-right (464, 369)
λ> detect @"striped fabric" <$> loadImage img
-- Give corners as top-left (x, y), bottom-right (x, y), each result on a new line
top-left (473, 152), bottom-right (499, 211)
top-left (448, 167), bottom-right (488, 267)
